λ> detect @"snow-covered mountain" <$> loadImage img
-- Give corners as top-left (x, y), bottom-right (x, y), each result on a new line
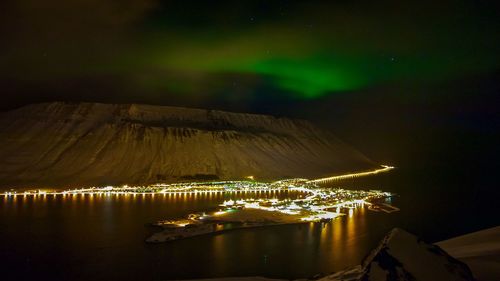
top-left (320, 228), bottom-right (475, 281)
top-left (438, 226), bottom-right (500, 281)
top-left (0, 102), bottom-right (375, 188)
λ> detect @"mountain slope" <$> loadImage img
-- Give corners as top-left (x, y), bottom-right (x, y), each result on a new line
top-left (321, 228), bottom-right (475, 281)
top-left (0, 102), bottom-right (376, 188)
top-left (438, 226), bottom-right (500, 281)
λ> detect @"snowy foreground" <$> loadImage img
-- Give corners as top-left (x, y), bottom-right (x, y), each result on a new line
top-left (438, 226), bottom-right (500, 281)
top-left (318, 228), bottom-right (474, 281)
top-left (184, 226), bottom-right (500, 281)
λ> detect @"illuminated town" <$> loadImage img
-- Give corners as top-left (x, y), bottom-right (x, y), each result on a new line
top-left (145, 182), bottom-right (394, 243)
top-left (0, 165), bottom-right (394, 197)
top-left (1, 166), bottom-right (396, 243)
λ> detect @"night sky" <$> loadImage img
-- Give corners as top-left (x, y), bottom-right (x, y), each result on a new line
top-left (1, 0), bottom-right (499, 165)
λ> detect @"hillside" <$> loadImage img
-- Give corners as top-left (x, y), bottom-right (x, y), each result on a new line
top-left (438, 226), bottom-right (500, 281)
top-left (0, 102), bottom-right (376, 188)
top-left (320, 228), bottom-right (474, 281)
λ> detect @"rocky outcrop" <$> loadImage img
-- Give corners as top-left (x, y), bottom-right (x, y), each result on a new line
top-left (0, 102), bottom-right (375, 188)
top-left (321, 228), bottom-right (475, 281)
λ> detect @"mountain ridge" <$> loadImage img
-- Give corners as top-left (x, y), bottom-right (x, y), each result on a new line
top-left (0, 102), bottom-right (376, 188)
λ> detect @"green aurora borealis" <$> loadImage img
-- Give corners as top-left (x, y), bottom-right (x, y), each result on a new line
top-left (1, 0), bottom-right (500, 104)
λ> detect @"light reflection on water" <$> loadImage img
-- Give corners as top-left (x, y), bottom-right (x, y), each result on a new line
top-left (0, 190), bottom-right (394, 281)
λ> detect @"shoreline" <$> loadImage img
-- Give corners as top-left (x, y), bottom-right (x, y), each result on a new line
top-left (0, 165), bottom-right (395, 196)
top-left (145, 219), bottom-right (328, 244)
